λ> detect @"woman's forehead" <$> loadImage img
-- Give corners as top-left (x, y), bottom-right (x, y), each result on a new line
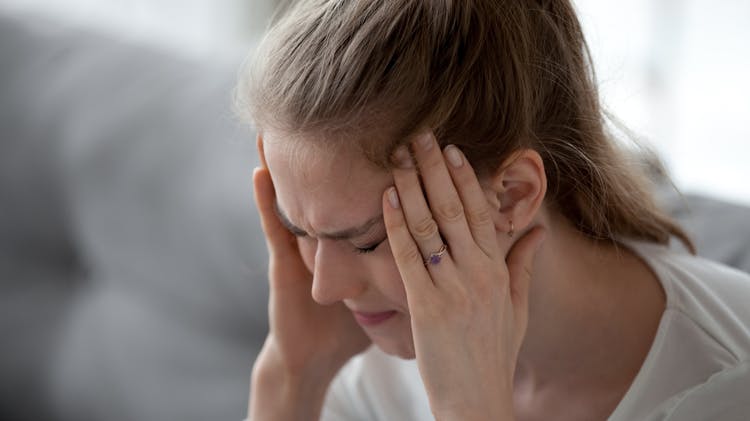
top-left (263, 131), bottom-right (385, 185)
top-left (263, 133), bottom-right (392, 230)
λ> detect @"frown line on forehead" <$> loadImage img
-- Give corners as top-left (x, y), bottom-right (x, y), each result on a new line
top-left (274, 200), bottom-right (383, 240)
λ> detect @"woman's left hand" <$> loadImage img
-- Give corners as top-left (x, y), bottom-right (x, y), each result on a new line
top-left (382, 131), bottom-right (545, 420)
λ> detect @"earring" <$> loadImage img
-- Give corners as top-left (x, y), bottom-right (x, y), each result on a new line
top-left (508, 220), bottom-right (515, 238)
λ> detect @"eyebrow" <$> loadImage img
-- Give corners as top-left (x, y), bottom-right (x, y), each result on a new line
top-left (274, 201), bottom-right (384, 240)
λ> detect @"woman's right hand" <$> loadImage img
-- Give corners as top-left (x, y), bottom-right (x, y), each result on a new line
top-left (249, 150), bottom-right (371, 420)
top-left (252, 165), bottom-right (371, 379)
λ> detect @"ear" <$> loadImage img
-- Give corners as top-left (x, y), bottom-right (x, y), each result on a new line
top-left (481, 149), bottom-right (547, 235)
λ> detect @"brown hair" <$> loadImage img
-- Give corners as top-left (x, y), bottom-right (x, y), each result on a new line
top-left (238, 0), bottom-right (694, 252)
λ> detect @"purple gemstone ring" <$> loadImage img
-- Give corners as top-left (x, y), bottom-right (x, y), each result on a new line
top-left (424, 244), bottom-right (448, 266)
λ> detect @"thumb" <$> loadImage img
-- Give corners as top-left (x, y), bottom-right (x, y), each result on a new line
top-left (505, 226), bottom-right (545, 311)
top-left (253, 167), bottom-right (298, 261)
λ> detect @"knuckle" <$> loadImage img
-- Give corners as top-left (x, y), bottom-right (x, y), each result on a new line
top-left (435, 201), bottom-right (465, 223)
top-left (397, 245), bottom-right (424, 266)
top-left (422, 154), bottom-right (444, 172)
top-left (385, 211), bottom-right (407, 231)
top-left (466, 206), bottom-right (493, 228)
top-left (410, 216), bottom-right (439, 241)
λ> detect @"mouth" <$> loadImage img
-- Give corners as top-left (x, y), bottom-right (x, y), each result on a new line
top-left (351, 310), bottom-right (397, 327)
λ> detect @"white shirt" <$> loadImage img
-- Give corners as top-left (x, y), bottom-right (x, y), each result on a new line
top-left (320, 241), bottom-right (750, 420)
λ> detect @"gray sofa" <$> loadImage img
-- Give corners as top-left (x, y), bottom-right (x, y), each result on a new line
top-left (1, 11), bottom-right (748, 421)
top-left (0, 13), bottom-right (268, 421)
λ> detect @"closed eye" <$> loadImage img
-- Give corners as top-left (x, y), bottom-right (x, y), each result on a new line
top-left (355, 237), bottom-right (386, 254)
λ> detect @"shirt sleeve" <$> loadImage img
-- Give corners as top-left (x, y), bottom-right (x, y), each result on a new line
top-left (642, 360), bottom-right (750, 421)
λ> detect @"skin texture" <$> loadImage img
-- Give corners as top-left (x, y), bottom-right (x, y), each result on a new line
top-left (250, 128), bottom-right (666, 421)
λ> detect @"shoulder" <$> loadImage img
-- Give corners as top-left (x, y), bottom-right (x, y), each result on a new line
top-left (641, 359), bottom-right (750, 421)
top-left (608, 241), bottom-right (750, 421)
top-left (630, 241), bottom-right (750, 360)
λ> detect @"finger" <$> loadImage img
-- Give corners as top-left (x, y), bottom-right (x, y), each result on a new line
top-left (391, 145), bottom-right (449, 262)
top-left (505, 226), bottom-right (546, 322)
top-left (253, 167), bottom-right (298, 261)
top-left (409, 132), bottom-right (477, 261)
top-left (442, 145), bottom-right (500, 258)
top-left (383, 186), bottom-right (436, 298)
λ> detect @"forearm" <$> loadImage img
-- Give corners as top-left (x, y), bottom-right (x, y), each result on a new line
top-left (248, 350), bottom-right (336, 421)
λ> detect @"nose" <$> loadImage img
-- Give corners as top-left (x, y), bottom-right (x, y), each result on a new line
top-left (310, 240), bottom-right (366, 305)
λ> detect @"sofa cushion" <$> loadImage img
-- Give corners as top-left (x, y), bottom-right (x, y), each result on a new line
top-left (0, 12), bottom-right (269, 421)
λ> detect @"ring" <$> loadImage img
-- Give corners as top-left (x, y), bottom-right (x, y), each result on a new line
top-left (424, 244), bottom-right (448, 266)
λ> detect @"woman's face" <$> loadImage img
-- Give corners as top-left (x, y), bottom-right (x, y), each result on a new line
top-left (263, 131), bottom-right (416, 358)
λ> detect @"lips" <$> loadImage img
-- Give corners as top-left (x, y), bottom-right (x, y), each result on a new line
top-left (352, 310), bottom-right (397, 327)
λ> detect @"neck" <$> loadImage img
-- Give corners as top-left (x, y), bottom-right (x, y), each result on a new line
top-left (514, 212), bottom-right (665, 398)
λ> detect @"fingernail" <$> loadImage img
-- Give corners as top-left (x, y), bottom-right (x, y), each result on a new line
top-left (387, 187), bottom-right (400, 209)
top-left (444, 145), bottom-right (463, 168)
top-left (415, 132), bottom-right (433, 151)
top-left (392, 146), bottom-right (413, 168)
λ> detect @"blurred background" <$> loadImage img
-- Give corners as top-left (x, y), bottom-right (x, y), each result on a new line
top-left (0, 1), bottom-right (748, 421)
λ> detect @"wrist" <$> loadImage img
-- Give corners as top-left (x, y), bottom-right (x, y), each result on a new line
top-left (253, 337), bottom-right (344, 384)
top-left (431, 386), bottom-right (515, 421)
top-left (248, 342), bottom-right (341, 421)
top-left (435, 407), bottom-right (515, 421)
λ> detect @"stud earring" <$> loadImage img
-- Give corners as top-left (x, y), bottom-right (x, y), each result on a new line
top-left (508, 220), bottom-right (515, 238)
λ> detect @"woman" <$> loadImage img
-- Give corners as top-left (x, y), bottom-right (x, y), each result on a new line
top-left (239, 0), bottom-right (750, 420)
